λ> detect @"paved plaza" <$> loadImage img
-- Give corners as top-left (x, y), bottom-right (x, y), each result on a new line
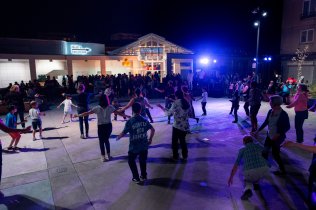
top-left (0, 98), bottom-right (315, 210)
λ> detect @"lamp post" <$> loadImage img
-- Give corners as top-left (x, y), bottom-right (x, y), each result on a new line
top-left (254, 20), bottom-right (260, 81)
top-left (252, 8), bottom-right (267, 83)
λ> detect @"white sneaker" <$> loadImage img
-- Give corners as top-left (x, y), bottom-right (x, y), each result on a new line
top-left (101, 155), bottom-right (109, 162)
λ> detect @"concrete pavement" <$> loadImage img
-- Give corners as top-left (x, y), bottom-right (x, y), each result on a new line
top-left (0, 98), bottom-right (315, 210)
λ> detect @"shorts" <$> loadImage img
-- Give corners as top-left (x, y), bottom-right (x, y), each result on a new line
top-left (32, 119), bottom-right (42, 130)
top-left (8, 132), bottom-right (21, 139)
top-left (250, 104), bottom-right (261, 117)
top-left (64, 110), bottom-right (73, 115)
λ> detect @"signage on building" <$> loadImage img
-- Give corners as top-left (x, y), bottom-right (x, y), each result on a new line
top-left (70, 45), bottom-right (92, 55)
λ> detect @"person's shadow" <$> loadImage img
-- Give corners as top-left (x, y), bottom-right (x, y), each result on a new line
top-left (19, 147), bottom-right (50, 152)
top-left (0, 193), bottom-right (104, 209)
top-left (42, 126), bottom-right (68, 132)
top-left (0, 193), bottom-right (65, 210)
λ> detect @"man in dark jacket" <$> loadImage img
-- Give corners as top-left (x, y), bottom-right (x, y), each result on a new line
top-left (248, 81), bottom-right (262, 132)
top-left (252, 95), bottom-right (290, 176)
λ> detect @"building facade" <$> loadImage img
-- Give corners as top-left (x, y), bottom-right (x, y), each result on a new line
top-left (0, 33), bottom-right (194, 88)
top-left (281, 0), bottom-right (316, 85)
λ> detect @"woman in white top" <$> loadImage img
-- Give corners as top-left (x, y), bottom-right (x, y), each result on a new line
top-left (75, 94), bottom-right (129, 162)
top-left (57, 95), bottom-right (78, 123)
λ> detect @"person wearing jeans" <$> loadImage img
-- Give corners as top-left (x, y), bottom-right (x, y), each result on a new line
top-left (97, 123), bottom-right (112, 159)
top-left (155, 80), bottom-right (175, 124)
top-left (286, 83), bottom-right (309, 143)
top-left (76, 94), bottom-right (128, 162)
top-left (77, 107), bottom-right (89, 138)
top-left (253, 95), bottom-right (290, 176)
top-left (248, 81), bottom-right (262, 132)
top-left (172, 127), bottom-right (188, 160)
top-left (128, 150), bottom-right (148, 182)
top-left (242, 81), bottom-right (250, 117)
top-left (117, 102), bottom-right (155, 183)
top-left (199, 87), bottom-right (208, 116)
top-left (65, 84), bottom-right (95, 139)
top-left (158, 90), bottom-right (190, 161)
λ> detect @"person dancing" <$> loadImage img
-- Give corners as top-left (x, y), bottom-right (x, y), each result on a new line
top-left (64, 84), bottom-right (95, 139)
top-left (182, 86), bottom-right (199, 124)
top-left (155, 80), bottom-right (175, 124)
top-left (286, 83), bottom-right (309, 143)
top-left (0, 119), bottom-right (31, 192)
top-left (157, 90), bottom-right (190, 161)
top-left (121, 88), bottom-right (153, 119)
top-left (252, 95), bottom-right (290, 176)
top-left (248, 81), bottom-right (262, 132)
top-left (75, 94), bottom-right (129, 161)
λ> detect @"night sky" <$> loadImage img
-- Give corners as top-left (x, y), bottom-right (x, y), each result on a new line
top-left (0, 0), bottom-right (282, 55)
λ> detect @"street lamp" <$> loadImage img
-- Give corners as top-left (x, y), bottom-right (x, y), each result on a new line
top-left (252, 8), bottom-right (267, 83)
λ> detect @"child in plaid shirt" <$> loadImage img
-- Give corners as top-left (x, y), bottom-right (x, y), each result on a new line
top-left (228, 135), bottom-right (268, 200)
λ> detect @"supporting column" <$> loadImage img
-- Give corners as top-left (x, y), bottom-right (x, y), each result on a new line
top-left (66, 58), bottom-right (73, 76)
top-left (29, 58), bottom-right (37, 81)
top-left (100, 59), bottom-right (106, 75)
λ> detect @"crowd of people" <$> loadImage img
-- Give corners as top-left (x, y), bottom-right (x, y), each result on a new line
top-left (0, 71), bottom-right (316, 208)
top-left (226, 75), bottom-right (316, 206)
top-left (0, 71), bottom-right (258, 105)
